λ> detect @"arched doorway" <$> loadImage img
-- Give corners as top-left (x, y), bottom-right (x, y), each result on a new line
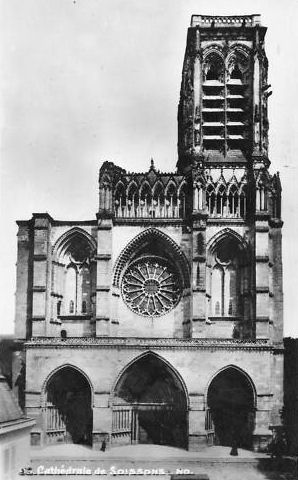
top-left (112, 354), bottom-right (188, 448)
top-left (45, 366), bottom-right (93, 446)
top-left (207, 367), bottom-right (255, 449)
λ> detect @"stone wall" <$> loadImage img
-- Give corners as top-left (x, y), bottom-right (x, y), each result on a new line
top-left (25, 340), bottom-right (278, 450)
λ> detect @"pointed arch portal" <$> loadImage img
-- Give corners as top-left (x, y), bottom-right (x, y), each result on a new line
top-left (207, 367), bottom-right (255, 448)
top-left (45, 366), bottom-right (93, 446)
top-left (112, 354), bottom-right (188, 449)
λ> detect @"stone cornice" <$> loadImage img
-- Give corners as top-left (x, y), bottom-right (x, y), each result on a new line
top-left (206, 218), bottom-right (245, 226)
top-left (24, 337), bottom-right (273, 352)
top-left (17, 219), bottom-right (97, 227)
top-left (52, 220), bottom-right (97, 226)
top-left (191, 14), bottom-right (262, 28)
top-left (113, 218), bottom-right (184, 227)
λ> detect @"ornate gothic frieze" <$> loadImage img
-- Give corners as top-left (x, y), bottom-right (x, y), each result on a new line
top-left (25, 337), bottom-right (272, 351)
top-left (99, 160), bottom-right (188, 220)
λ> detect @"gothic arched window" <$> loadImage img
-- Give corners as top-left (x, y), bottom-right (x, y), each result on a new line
top-left (178, 183), bottom-right (187, 218)
top-left (212, 265), bottom-right (224, 315)
top-left (257, 186), bottom-right (267, 211)
top-left (206, 185), bottom-right (215, 216)
top-left (78, 264), bottom-right (91, 314)
top-left (231, 64), bottom-right (242, 80)
top-left (165, 183), bottom-right (177, 218)
top-left (65, 266), bottom-right (76, 314)
top-left (152, 183), bottom-right (164, 218)
top-left (206, 64), bottom-right (219, 81)
top-left (228, 184), bottom-right (239, 217)
top-left (127, 183), bottom-right (139, 217)
top-left (64, 263), bottom-right (91, 316)
top-left (204, 53), bottom-right (224, 83)
top-left (140, 183), bottom-right (152, 217)
top-left (216, 185), bottom-right (227, 216)
top-left (208, 236), bottom-right (247, 319)
top-left (53, 230), bottom-right (95, 318)
top-left (240, 186), bottom-right (247, 217)
top-left (114, 182), bottom-right (126, 217)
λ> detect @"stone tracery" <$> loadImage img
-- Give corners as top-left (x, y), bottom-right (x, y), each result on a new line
top-left (113, 166), bottom-right (187, 219)
top-left (51, 229), bottom-right (96, 318)
top-left (121, 256), bottom-right (181, 317)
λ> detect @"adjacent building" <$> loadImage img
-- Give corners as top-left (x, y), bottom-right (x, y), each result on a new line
top-left (0, 373), bottom-right (34, 479)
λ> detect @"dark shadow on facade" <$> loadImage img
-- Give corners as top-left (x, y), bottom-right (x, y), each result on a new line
top-left (112, 353), bottom-right (188, 449)
top-left (45, 366), bottom-right (93, 446)
top-left (207, 367), bottom-right (255, 449)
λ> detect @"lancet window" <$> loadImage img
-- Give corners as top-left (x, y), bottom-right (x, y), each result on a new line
top-left (239, 186), bottom-right (247, 217)
top-left (152, 183), bottom-right (164, 218)
top-left (208, 235), bottom-right (247, 319)
top-left (231, 64), bottom-right (242, 80)
top-left (216, 184), bottom-right (227, 216)
top-left (201, 48), bottom-right (250, 155)
top-left (140, 183), bottom-right (152, 217)
top-left (114, 178), bottom-right (186, 219)
top-left (271, 192), bottom-right (281, 219)
top-left (64, 262), bottom-right (92, 315)
top-left (178, 183), bottom-right (187, 218)
top-left (206, 182), bottom-right (246, 218)
top-left (228, 184), bottom-right (239, 216)
top-left (256, 186), bottom-right (267, 211)
top-left (127, 184), bottom-right (139, 217)
top-left (52, 232), bottom-right (95, 318)
top-left (206, 184), bottom-right (216, 215)
top-left (165, 183), bottom-right (178, 218)
top-left (114, 183), bottom-right (126, 217)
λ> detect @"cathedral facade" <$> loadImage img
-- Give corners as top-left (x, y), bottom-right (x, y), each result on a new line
top-left (14, 15), bottom-right (283, 452)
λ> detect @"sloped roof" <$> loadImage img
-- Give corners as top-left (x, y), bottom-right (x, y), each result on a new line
top-left (0, 373), bottom-right (25, 423)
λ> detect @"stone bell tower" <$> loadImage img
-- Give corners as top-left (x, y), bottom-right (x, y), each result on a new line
top-left (175, 14), bottom-right (284, 442)
top-left (176, 15), bottom-right (283, 350)
top-left (178, 14), bottom-right (270, 169)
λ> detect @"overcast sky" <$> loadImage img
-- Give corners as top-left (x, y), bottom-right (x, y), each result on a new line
top-left (1, 0), bottom-right (298, 336)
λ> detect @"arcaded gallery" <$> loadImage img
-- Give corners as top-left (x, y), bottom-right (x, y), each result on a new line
top-left (14, 15), bottom-right (284, 451)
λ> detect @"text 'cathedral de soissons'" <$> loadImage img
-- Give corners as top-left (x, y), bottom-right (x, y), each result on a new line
top-left (14, 15), bottom-right (283, 451)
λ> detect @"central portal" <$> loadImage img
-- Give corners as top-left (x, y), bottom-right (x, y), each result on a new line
top-left (112, 353), bottom-right (187, 448)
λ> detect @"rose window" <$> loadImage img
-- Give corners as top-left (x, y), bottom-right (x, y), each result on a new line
top-left (121, 256), bottom-right (181, 317)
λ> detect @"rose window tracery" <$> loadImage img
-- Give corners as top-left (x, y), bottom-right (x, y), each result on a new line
top-left (121, 256), bottom-right (181, 317)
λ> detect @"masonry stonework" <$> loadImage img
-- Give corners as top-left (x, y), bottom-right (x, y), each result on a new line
top-left (14, 14), bottom-right (283, 452)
